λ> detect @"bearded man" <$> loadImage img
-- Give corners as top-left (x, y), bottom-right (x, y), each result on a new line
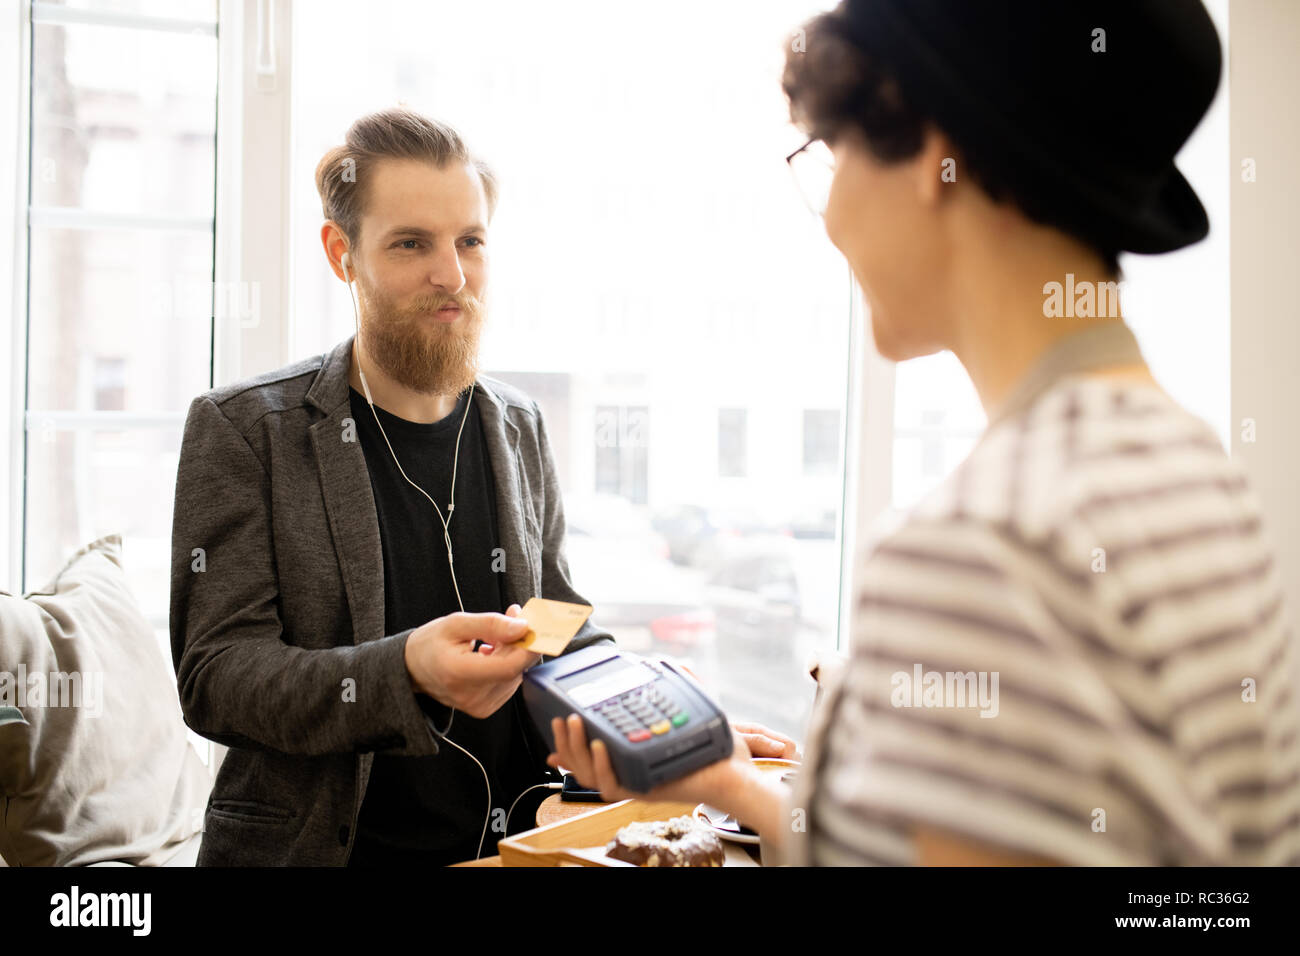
top-left (169, 110), bottom-right (604, 867)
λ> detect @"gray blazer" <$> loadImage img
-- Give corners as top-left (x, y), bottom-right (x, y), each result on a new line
top-left (169, 335), bottom-right (613, 866)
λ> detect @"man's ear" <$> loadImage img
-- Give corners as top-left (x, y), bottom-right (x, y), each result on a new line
top-left (320, 220), bottom-right (351, 282)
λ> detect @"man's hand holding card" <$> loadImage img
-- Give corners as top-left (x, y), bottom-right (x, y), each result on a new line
top-left (476, 597), bottom-right (592, 658)
top-left (513, 596), bottom-right (593, 656)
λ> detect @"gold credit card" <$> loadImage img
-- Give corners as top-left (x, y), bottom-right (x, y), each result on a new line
top-left (516, 597), bottom-right (592, 656)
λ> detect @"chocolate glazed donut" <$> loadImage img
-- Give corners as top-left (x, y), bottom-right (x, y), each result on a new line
top-left (605, 816), bottom-right (726, 867)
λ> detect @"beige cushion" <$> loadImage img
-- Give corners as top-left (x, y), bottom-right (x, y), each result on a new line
top-left (0, 534), bottom-right (211, 866)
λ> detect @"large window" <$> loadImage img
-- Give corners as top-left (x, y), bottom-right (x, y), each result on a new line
top-left (13, 0), bottom-right (219, 758)
top-left (289, 0), bottom-right (849, 738)
top-left (20, 1), bottom-right (218, 619)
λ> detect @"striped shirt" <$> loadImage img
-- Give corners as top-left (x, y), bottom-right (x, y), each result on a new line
top-left (786, 374), bottom-right (1300, 866)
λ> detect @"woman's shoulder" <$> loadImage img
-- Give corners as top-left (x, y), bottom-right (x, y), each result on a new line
top-left (907, 374), bottom-right (1243, 536)
top-left (860, 372), bottom-right (1273, 639)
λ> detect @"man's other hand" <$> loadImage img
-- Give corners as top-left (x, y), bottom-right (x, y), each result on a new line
top-left (404, 604), bottom-right (540, 719)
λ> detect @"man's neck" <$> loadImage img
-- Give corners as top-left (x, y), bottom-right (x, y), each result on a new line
top-left (348, 340), bottom-right (463, 424)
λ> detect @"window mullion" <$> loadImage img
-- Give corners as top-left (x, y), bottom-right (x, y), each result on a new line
top-left (214, 0), bottom-right (292, 388)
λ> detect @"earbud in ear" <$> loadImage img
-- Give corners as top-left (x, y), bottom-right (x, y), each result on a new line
top-left (341, 251), bottom-right (351, 280)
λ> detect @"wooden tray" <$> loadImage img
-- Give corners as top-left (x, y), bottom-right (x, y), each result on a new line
top-left (498, 798), bottom-right (761, 867)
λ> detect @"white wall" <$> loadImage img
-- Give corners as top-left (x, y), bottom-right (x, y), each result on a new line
top-left (1229, 0), bottom-right (1300, 647)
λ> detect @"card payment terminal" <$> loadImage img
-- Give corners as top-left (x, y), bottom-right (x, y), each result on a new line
top-left (523, 645), bottom-right (732, 794)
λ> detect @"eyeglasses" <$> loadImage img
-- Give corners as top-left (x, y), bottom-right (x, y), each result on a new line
top-left (785, 137), bottom-right (836, 216)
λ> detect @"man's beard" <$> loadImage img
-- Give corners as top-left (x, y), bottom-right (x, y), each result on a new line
top-left (357, 281), bottom-right (485, 397)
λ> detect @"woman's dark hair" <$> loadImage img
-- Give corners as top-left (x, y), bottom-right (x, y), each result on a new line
top-left (783, 6), bottom-right (1122, 277)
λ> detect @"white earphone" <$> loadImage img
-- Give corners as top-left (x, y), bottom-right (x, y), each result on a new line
top-left (342, 246), bottom-right (546, 859)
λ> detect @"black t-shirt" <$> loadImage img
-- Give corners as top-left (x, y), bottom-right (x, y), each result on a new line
top-left (346, 384), bottom-right (551, 867)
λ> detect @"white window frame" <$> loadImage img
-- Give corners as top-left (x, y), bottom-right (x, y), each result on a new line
top-left (837, 283), bottom-right (895, 658)
top-left (216, 0), bottom-right (294, 387)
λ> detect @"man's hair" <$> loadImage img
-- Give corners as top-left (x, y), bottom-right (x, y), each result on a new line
top-left (783, 6), bottom-right (1122, 277)
top-left (314, 108), bottom-right (499, 247)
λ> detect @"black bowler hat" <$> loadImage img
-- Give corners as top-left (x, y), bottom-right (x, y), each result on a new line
top-left (839, 0), bottom-right (1222, 253)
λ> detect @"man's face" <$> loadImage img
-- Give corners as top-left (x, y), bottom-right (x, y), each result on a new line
top-left (350, 157), bottom-right (490, 396)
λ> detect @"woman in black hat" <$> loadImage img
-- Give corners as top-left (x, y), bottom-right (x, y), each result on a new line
top-left (550, 0), bottom-right (1300, 866)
